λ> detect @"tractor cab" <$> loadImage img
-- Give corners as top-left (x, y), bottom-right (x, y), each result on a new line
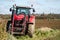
top-left (10, 5), bottom-right (35, 21)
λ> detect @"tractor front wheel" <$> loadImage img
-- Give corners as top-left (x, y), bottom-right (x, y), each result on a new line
top-left (8, 24), bottom-right (12, 34)
top-left (6, 21), bottom-right (12, 34)
top-left (28, 24), bottom-right (35, 37)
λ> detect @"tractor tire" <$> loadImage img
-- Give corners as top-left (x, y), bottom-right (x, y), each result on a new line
top-left (6, 21), bottom-right (12, 34)
top-left (8, 24), bottom-right (12, 34)
top-left (28, 19), bottom-right (35, 37)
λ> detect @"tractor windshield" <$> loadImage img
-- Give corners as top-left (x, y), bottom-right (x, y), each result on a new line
top-left (16, 8), bottom-right (30, 15)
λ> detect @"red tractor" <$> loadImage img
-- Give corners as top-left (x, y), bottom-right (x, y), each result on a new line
top-left (6, 5), bottom-right (35, 37)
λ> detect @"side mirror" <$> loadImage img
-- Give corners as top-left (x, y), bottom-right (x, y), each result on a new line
top-left (9, 8), bottom-right (12, 11)
top-left (33, 9), bottom-right (35, 12)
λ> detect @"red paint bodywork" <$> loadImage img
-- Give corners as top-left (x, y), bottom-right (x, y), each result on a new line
top-left (12, 14), bottom-right (35, 30)
top-left (13, 14), bottom-right (35, 23)
top-left (14, 14), bottom-right (25, 20)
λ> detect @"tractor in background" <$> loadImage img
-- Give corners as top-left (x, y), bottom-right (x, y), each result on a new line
top-left (6, 4), bottom-right (35, 37)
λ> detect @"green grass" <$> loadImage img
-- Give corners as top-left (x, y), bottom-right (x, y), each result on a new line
top-left (15, 29), bottom-right (60, 40)
top-left (0, 18), bottom-right (60, 40)
top-left (44, 31), bottom-right (60, 40)
top-left (53, 32), bottom-right (60, 40)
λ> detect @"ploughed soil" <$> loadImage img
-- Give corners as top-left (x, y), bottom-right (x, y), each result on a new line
top-left (35, 19), bottom-right (60, 29)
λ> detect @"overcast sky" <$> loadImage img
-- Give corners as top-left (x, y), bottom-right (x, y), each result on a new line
top-left (0, 0), bottom-right (60, 14)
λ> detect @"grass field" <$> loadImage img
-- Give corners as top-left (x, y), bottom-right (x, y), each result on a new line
top-left (0, 17), bottom-right (60, 40)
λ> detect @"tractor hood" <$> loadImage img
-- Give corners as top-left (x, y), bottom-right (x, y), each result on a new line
top-left (14, 14), bottom-right (25, 20)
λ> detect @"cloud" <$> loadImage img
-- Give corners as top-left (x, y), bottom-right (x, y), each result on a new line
top-left (45, 0), bottom-right (60, 2)
top-left (0, 0), bottom-right (60, 14)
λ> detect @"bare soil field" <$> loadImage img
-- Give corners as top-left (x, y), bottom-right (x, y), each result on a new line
top-left (35, 19), bottom-right (60, 29)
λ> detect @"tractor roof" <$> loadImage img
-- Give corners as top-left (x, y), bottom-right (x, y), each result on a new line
top-left (16, 6), bottom-right (32, 9)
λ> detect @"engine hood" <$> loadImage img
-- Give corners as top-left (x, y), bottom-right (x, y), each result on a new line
top-left (14, 14), bottom-right (25, 20)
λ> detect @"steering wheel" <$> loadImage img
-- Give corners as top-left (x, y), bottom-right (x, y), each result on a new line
top-left (20, 12), bottom-right (26, 21)
top-left (20, 12), bottom-right (26, 16)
